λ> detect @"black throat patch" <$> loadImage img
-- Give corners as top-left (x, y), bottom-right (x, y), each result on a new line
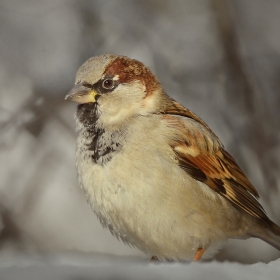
top-left (76, 103), bottom-right (122, 164)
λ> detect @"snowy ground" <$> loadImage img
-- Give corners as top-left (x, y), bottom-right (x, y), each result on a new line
top-left (1, 254), bottom-right (280, 280)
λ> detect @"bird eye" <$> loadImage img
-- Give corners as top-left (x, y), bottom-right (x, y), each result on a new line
top-left (102, 79), bottom-right (114, 89)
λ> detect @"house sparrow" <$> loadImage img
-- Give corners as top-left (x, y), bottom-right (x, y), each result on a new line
top-left (65, 54), bottom-right (280, 261)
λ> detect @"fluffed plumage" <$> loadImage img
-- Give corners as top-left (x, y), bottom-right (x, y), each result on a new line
top-left (66, 54), bottom-right (280, 261)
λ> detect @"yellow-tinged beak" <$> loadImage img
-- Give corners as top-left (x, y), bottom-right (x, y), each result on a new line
top-left (65, 84), bottom-right (98, 104)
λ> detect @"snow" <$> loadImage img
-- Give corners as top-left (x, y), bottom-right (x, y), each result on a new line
top-left (0, 254), bottom-right (279, 280)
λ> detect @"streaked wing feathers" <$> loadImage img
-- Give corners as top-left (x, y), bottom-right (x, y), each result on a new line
top-left (162, 107), bottom-right (269, 224)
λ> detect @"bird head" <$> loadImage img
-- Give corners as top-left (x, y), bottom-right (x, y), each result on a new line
top-left (65, 54), bottom-right (164, 127)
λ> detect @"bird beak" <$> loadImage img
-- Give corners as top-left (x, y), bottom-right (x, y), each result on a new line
top-left (65, 84), bottom-right (98, 104)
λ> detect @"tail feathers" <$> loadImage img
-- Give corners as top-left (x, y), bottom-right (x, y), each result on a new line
top-left (258, 221), bottom-right (280, 251)
top-left (270, 221), bottom-right (280, 236)
top-left (260, 233), bottom-right (280, 251)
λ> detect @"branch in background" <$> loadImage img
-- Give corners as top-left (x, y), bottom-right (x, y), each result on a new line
top-left (211, 0), bottom-right (255, 112)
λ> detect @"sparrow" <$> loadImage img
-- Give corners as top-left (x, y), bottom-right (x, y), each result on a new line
top-left (65, 54), bottom-right (280, 261)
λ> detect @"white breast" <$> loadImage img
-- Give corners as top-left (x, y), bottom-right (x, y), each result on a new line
top-left (75, 116), bottom-right (243, 260)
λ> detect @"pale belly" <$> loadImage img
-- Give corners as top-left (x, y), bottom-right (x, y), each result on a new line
top-left (76, 145), bottom-right (248, 261)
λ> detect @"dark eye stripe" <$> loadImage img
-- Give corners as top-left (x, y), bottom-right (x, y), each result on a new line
top-left (96, 78), bottom-right (119, 94)
top-left (102, 79), bottom-right (114, 89)
top-left (81, 77), bottom-right (119, 94)
top-left (82, 82), bottom-right (94, 89)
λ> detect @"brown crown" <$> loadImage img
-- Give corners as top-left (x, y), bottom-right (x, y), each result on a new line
top-left (104, 56), bottom-right (159, 96)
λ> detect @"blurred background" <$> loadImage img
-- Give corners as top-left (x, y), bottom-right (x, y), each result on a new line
top-left (0, 0), bottom-right (279, 264)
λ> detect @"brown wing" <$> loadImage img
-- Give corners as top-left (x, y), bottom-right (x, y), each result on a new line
top-left (161, 104), bottom-right (270, 224)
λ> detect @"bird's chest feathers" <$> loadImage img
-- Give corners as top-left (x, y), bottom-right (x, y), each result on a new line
top-left (76, 129), bottom-right (141, 241)
top-left (76, 126), bottom-right (128, 210)
top-left (78, 127), bottom-right (122, 166)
